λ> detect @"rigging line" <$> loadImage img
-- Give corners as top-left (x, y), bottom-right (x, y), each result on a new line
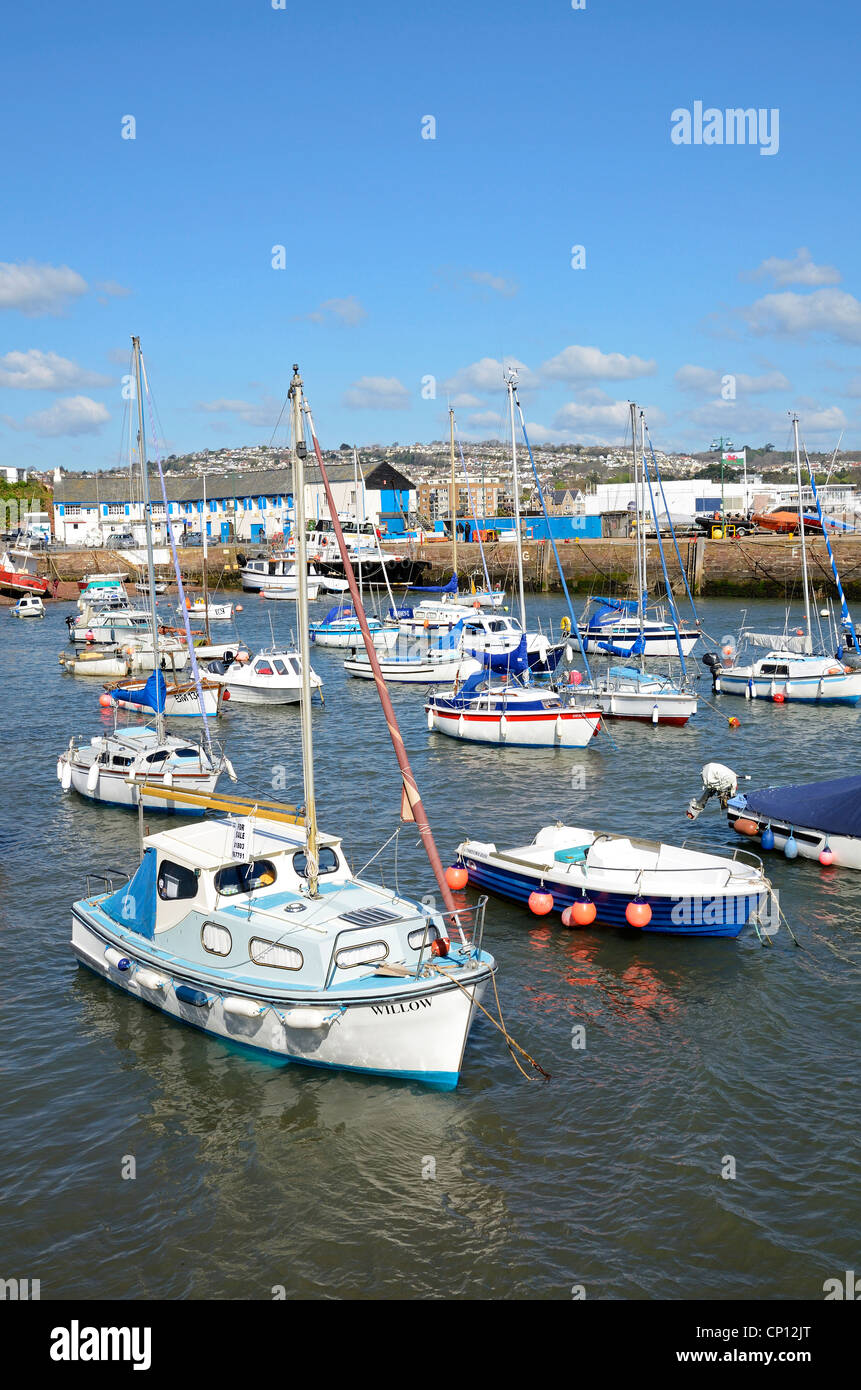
top-left (640, 414), bottom-right (687, 674)
top-left (452, 421), bottom-right (492, 591)
top-left (643, 424), bottom-right (699, 624)
top-left (139, 355), bottom-right (215, 760)
top-left (267, 393), bottom-right (291, 450)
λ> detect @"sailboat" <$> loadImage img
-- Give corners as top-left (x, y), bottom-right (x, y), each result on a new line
top-left (70, 364), bottom-right (495, 1088)
top-left (58, 337), bottom-right (232, 805)
top-left (426, 372), bottom-right (602, 747)
top-left (704, 414), bottom-right (861, 705)
top-left (587, 406), bottom-right (697, 726)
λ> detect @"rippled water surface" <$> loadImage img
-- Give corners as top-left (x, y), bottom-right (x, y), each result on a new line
top-left (1, 594), bottom-right (858, 1299)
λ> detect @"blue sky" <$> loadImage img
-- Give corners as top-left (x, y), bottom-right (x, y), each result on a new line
top-left (2, 0), bottom-right (860, 470)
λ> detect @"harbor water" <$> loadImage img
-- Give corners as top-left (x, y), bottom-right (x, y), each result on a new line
top-left (1, 594), bottom-right (858, 1299)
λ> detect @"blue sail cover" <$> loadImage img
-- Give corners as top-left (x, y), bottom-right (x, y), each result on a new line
top-left (320, 602), bottom-right (354, 625)
top-left (111, 669), bottom-right (167, 712)
top-left (597, 635), bottom-right (647, 657)
top-left (101, 847), bottom-right (157, 940)
top-left (744, 775), bottom-right (861, 839)
top-left (410, 573), bottom-right (459, 593)
top-left (483, 634), bottom-right (529, 674)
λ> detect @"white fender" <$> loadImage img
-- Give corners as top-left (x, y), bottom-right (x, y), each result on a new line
top-left (163, 769), bottom-right (173, 788)
top-left (224, 757), bottom-right (238, 783)
top-left (457, 713), bottom-right (465, 738)
top-left (86, 761), bottom-right (100, 793)
top-left (61, 760), bottom-right (73, 791)
top-left (427, 708), bottom-right (434, 731)
top-left (651, 704), bottom-right (659, 726)
top-left (135, 968), bottom-right (168, 992)
top-left (223, 995), bottom-right (266, 1019)
top-left (564, 643), bottom-right (573, 663)
top-left (105, 947), bottom-right (131, 971)
top-left (499, 712), bottom-right (507, 741)
top-left (554, 714), bottom-right (563, 742)
top-left (281, 1007), bottom-right (334, 1030)
top-left (56, 757), bottom-right (64, 782)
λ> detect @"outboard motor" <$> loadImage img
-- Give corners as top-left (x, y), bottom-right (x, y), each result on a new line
top-left (701, 650), bottom-right (721, 687)
top-left (686, 762), bottom-right (738, 820)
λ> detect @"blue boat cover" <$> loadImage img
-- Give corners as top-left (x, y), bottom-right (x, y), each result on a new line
top-left (744, 775), bottom-right (861, 838)
top-left (102, 847), bottom-right (157, 940)
top-left (410, 573), bottom-right (459, 593)
top-left (111, 669), bottom-right (167, 713)
top-left (597, 636), bottom-right (647, 657)
top-left (318, 602), bottom-right (355, 625)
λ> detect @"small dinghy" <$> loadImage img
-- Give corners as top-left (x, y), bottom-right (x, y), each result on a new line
top-left (456, 823), bottom-right (769, 937)
top-left (60, 646), bottom-right (132, 678)
top-left (181, 595), bottom-right (234, 621)
top-left (688, 761), bottom-right (861, 870)
top-left (13, 592), bottom-right (45, 618)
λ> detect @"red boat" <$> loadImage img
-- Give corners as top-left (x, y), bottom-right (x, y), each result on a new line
top-left (0, 546), bottom-right (49, 597)
top-left (752, 509), bottom-right (825, 534)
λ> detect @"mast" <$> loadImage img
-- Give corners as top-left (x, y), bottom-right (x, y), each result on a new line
top-left (449, 406), bottom-right (458, 580)
top-left (629, 402), bottom-right (645, 653)
top-left (507, 371), bottom-right (527, 630)
top-left (637, 408), bottom-right (647, 667)
top-left (289, 365), bottom-right (319, 896)
top-left (201, 473), bottom-right (211, 644)
top-left (792, 414), bottom-right (813, 653)
top-left (302, 382), bottom-right (459, 916)
top-left (132, 335), bottom-right (164, 742)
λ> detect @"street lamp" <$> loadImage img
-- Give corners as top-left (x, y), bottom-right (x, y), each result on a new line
top-left (710, 436), bottom-right (735, 512)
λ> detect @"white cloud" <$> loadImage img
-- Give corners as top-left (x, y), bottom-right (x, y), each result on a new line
top-left (465, 269), bottom-right (518, 297)
top-left (197, 397), bottom-right (281, 428)
top-left (94, 280), bottom-right (131, 298)
top-left (7, 395), bottom-right (110, 437)
top-left (0, 349), bottom-right (112, 390)
top-left (541, 345), bottom-right (657, 383)
top-left (443, 356), bottom-right (536, 395)
top-left (744, 247), bottom-right (841, 287)
top-left (342, 376), bottom-right (410, 410)
top-left (450, 393), bottom-right (482, 408)
top-left (743, 289), bottom-right (861, 343)
top-left (304, 295), bottom-right (367, 326)
top-left (553, 400), bottom-right (636, 430)
top-left (0, 261), bottom-right (89, 315)
top-left (674, 364), bottom-right (790, 395)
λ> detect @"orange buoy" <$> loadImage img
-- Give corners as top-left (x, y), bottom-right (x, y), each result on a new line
top-left (99, 693), bottom-right (113, 707)
top-left (728, 717), bottom-right (741, 728)
top-left (819, 845), bottom-right (834, 865)
top-left (733, 818), bottom-right (760, 837)
top-left (528, 890), bottom-right (554, 916)
top-left (571, 897), bottom-right (597, 926)
top-left (445, 865), bottom-right (468, 890)
top-left (625, 898), bottom-right (652, 927)
top-left (430, 937), bottom-right (450, 957)
top-left (773, 692), bottom-right (785, 703)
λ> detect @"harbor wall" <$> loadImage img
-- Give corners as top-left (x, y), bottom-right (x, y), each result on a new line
top-left (17, 536), bottom-right (861, 601)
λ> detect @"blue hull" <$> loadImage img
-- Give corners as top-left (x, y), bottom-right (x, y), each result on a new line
top-left (465, 860), bottom-right (760, 937)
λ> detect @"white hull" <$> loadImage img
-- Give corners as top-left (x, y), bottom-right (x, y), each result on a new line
top-left (184, 601), bottom-right (234, 621)
top-left (344, 654), bottom-right (483, 684)
top-left (715, 670), bottom-right (861, 703)
top-left (311, 625), bottom-right (398, 650)
top-left (222, 682), bottom-right (302, 705)
top-left (60, 651), bottom-right (131, 678)
top-left (426, 703), bottom-right (601, 748)
top-left (66, 763), bottom-right (219, 810)
top-left (262, 583), bottom-right (321, 600)
top-left (582, 627), bottom-right (698, 657)
top-left (590, 689), bottom-right (697, 724)
top-left (728, 816), bottom-right (861, 870)
top-left (109, 685), bottom-right (222, 718)
top-left (70, 913), bottom-right (489, 1087)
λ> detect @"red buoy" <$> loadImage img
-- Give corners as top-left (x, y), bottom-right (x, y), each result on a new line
top-left (733, 818), bottom-right (759, 837)
top-left (571, 897), bottom-right (597, 926)
top-left (430, 937), bottom-right (450, 957)
top-left (99, 693), bottom-right (113, 708)
top-left (819, 846), bottom-right (834, 866)
top-left (625, 899), bottom-right (652, 927)
top-left (773, 692), bottom-right (785, 704)
top-left (561, 906), bottom-right (574, 927)
top-left (528, 890), bottom-right (554, 916)
top-left (445, 865), bottom-right (468, 891)
top-left (568, 669), bottom-right (583, 686)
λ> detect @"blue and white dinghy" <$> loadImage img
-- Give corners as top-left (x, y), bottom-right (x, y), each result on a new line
top-left (71, 793), bottom-right (494, 1087)
top-left (455, 824), bottom-right (769, 937)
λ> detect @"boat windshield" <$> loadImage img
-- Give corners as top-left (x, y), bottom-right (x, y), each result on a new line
top-left (214, 859), bottom-right (277, 897)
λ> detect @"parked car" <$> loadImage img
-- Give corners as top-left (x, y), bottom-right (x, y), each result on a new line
top-left (183, 531), bottom-right (203, 546)
top-left (109, 532), bottom-right (137, 548)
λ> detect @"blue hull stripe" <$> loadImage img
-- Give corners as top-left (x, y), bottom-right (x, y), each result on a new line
top-left (466, 862), bottom-right (757, 937)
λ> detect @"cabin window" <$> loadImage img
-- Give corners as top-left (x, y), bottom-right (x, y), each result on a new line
top-left (254, 660), bottom-right (274, 676)
top-left (157, 860), bottom-right (199, 901)
top-left (214, 859), bottom-right (277, 897)
top-left (272, 659), bottom-right (288, 675)
top-left (111, 755), bottom-right (133, 768)
top-left (201, 922), bottom-right (232, 956)
top-left (292, 847), bottom-right (339, 878)
top-left (288, 657), bottom-right (300, 674)
top-left (408, 924), bottom-right (440, 949)
top-left (145, 750), bottom-right (170, 764)
top-left (334, 940), bottom-right (389, 969)
top-left (173, 748), bottom-right (199, 760)
top-left (249, 938), bottom-right (303, 971)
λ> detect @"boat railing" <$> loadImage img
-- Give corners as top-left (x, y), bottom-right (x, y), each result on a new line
top-left (584, 834), bottom-right (764, 889)
top-left (85, 868), bottom-right (131, 899)
top-left (679, 837), bottom-right (765, 874)
top-left (411, 896), bottom-right (487, 975)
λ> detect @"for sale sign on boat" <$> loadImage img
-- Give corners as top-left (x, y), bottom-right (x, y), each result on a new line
top-left (231, 815), bottom-right (253, 862)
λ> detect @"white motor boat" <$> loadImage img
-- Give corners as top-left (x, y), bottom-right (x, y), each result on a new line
top-left (579, 599), bottom-right (699, 657)
top-left (57, 725), bottom-right (229, 811)
top-left (345, 648), bottom-right (483, 684)
top-left (426, 670), bottom-right (602, 748)
top-left (211, 647), bottom-right (323, 705)
top-left (262, 580), bottom-right (321, 600)
top-left (455, 824), bottom-right (769, 937)
top-left (706, 649), bottom-right (861, 705)
top-left (60, 647), bottom-right (131, 678)
top-left (13, 592), bottom-right (45, 618)
top-left (310, 603), bottom-right (398, 650)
